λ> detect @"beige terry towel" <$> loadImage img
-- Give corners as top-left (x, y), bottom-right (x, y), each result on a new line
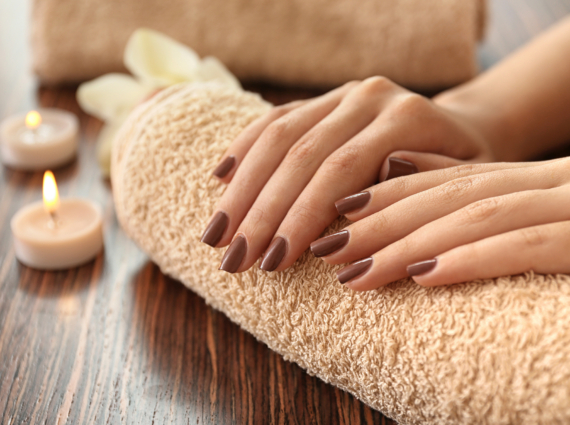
top-left (32, 0), bottom-right (486, 90)
top-left (112, 82), bottom-right (570, 425)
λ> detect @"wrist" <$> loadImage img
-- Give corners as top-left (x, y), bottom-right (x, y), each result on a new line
top-left (433, 88), bottom-right (525, 162)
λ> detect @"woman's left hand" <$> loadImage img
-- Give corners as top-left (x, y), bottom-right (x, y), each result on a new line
top-left (315, 157), bottom-right (570, 289)
top-left (202, 78), bottom-right (498, 274)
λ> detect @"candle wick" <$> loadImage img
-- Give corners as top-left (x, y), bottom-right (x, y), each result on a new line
top-left (48, 211), bottom-right (58, 229)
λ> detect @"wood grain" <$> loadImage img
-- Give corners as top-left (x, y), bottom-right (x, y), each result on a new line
top-left (1, 1), bottom-right (570, 424)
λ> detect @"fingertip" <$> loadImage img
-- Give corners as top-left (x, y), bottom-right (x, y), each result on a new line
top-left (321, 255), bottom-right (344, 265)
top-left (219, 234), bottom-right (248, 273)
top-left (259, 236), bottom-right (288, 272)
top-left (380, 157), bottom-right (419, 182)
top-left (410, 276), bottom-right (433, 287)
top-left (406, 258), bottom-right (437, 277)
top-left (212, 155), bottom-right (237, 180)
top-left (335, 191), bottom-right (371, 216)
top-left (201, 211), bottom-right (230, 247)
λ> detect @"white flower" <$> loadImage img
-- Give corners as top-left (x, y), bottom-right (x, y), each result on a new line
top-left (77, 28), bottom-right (241, 176)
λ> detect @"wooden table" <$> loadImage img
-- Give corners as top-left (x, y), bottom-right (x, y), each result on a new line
top-left (1, 1), bottom-right (569, 424)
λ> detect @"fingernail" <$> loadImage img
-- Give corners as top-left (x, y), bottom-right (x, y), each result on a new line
top-left (407, 259), bottom-right (437, 276)
top-left (383, 158), bottom-right (419, 181)
top-left (212, 155), bottom-right (236, 178)
top-left (219, 234), bottom-right (247, 273)
top-left (310, 230), bottom-right (349, 258)
top-left (335, 191), bottom-right (371, 215)
top-left (201, 211), bottom-right (229, 247)
top-left (337, 258), bottom-right (373, 284)
top-left (260, 237), bottom-right (287, 271)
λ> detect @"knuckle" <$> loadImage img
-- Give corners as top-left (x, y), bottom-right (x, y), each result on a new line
top-left (548, 157), bottom-right (570, 184)
top-left (393, 235), bottom-right (413, 257)
top-left (263, 117), bottom-right (293, 144)
top-left (520, 227), bottom-right (548, 247)
top-left (270, 105), bottom-right (289, 118)
top-left (369, 212), bottom-right (391, 235)
top-left (437, 176), bottom-right (477, 203)
top-left (387, 93), bottom-right (430, 119)
top-left (243, 205), bottom-right (271, 235)
top-left (274, 99), bottom-right (305, 114)
top-left (343, 80), bottom-right (361, 90)
top-left (289, 202), bottom-right (328, 228)
top-left (285, 136), bottom-right (320, 170)
top-left (322, 146), bottom-right (363, 177)
top-left (384, 172), bottom-right (410, 194)
top-left (460, 197), bottom-right (501, 224)
top-left (451, 164), bottom-right (478, 179)
top-left (398, 93), bottom-right (428, 110)
top-left (358, 76), bottom-right (395, 97)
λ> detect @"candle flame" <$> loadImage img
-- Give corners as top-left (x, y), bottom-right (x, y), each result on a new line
top-left (25, 111), bottom-right (42, 130)
top-left (43, 171), bottom-right (59, 214)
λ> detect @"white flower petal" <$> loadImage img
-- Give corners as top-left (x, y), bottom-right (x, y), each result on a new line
top-left (96, 120), bottom-right (125, 177)
top-left (124, 28), bottom-right (202, 88)
top-left (199, 56), bottom-right (242, 89)
top-left (77, 74), bottom-right (150, 122)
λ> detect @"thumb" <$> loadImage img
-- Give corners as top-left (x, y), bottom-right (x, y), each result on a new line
top-left (379, 151), bottom-right (473, 182)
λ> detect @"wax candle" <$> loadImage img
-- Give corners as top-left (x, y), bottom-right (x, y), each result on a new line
top-left (0, 109), bottom-right (79, 170)
top-left (11, 171), bottom-right (104, 270)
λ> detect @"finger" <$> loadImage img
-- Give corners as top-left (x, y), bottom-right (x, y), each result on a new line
top-left (201, 82), bottom-right (357, 248)
top-left (378, 151), bottom-right (473, 182)
top-left (320, 163), bottom-right (562, 265)
top-left (410, 220), bottom-right (570, 287)
top-left (212, 100), bottom-right (306, 183)
top-left (336, 160), bottom-right (550, 222)
top-left (221, 82), bottom-right (392, 272)
top-left (337, 186), bottom-right (570, 290)
top-left (258, 88), bottom-right (473, 271)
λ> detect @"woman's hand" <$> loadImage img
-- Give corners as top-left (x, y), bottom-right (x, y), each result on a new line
top-left (313, 157), bottom-right (570, 289)
top-left (201, 77), bottom-right (497, 273)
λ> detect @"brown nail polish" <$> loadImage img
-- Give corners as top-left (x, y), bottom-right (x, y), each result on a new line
top-left (260, 237), bottom-right (287, 271)
top-left (335, 191), bottom-right (371, 215)
top-left (219, 234), bottom-right (247, 273)
top-left (201, 211), bottom-right (229, 247)
top-left (212, 155), bottom-right (236, 178)
top-left (407, 259), bottom-right (437, 276)
top-left (337, 258), bottom-right (373, 284)
top-left (310, 231), bottom-right (349, 258)
top-left (383, 157), bottom-right (419, 181)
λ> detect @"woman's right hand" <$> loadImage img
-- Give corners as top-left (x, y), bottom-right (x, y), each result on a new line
top-left (316, 157), bottom-right (570, 289)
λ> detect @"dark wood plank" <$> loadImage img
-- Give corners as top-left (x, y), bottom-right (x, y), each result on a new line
top-left (1, 1), bottom-right (570, 424)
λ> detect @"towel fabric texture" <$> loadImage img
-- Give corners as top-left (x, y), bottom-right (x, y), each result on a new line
top-left (32, 0), bottom-right (486, 90)
top-left (112, 83), bottom-right (570, 425)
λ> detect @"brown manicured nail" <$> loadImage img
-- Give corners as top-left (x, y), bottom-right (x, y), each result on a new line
top-left (212, 155), bottom-right (236, 178)
top-left (201, 211), bottom-right (228, 247)
top-left (219, 234), bottom-right (247, 273)
top-left (335, 191), bottom-right (371, 215)
top-left (407, 259), bottom-right (437, 276)
top-left (260, 237), bottom-right (287, 272)
top-left (310, 231), bottom-right (349, 258)
top-left (383, 157), bottom-right (419, 181)
top-left (337, 258), bottom-right (373, 284)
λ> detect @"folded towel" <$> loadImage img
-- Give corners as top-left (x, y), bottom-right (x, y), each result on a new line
top-left (32, 0), bottom-right (486, 90)
top-left (112, 82), bottom-right (570, 425)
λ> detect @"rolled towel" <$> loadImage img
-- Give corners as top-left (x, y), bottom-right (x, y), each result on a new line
top-left (112, 82), bottom-right (570, 425)
top-left (32, 0), bottom-right (486, 90)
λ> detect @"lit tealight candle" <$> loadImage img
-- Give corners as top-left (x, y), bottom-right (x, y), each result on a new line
top-left (0, 108), bottom-right (79, 170)
top-left (11, 171), bottom-right (104, 270)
